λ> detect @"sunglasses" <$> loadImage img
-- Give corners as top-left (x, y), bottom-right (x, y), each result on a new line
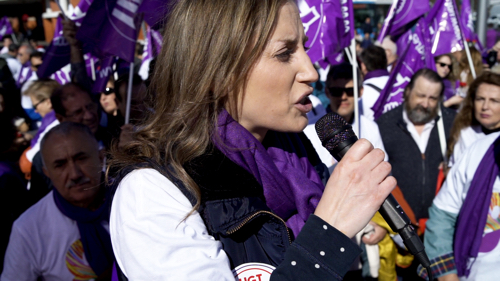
top-left (328, 87), bottom-right (355, 97)
top-left (33, 98), bottom-right (46, 109)
top-left (103, 87), bottom-right (115, 95)
top-left (437, 62), bottom-right (452, 69)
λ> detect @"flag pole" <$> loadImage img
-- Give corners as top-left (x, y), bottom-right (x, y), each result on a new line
top-left (90, 57), bottom-right (96, 81)
top-left (125, 62), bottom-right (134, 124)
top-left (344, 47), bottom-right (353, 65)
top-left (452, 2), bottom-right (477, 79)
top-left (350, 38), bottom-right (360, 137)
top-left (462, 34), bottom-right (477, 79)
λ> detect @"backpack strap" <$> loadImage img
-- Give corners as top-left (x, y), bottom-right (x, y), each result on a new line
top-left (364, 83), bottom-right (383, 93)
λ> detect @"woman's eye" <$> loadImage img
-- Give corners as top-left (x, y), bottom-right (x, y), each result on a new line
top-left (276, 49), bottom-right (293, 62)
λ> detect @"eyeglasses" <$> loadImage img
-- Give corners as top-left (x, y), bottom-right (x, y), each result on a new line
top-left (328, 87), bottom-right (355, 97)
top-left (103, 87), bottom-right (115, 95)
top-left (437, 62), bottom-right (452, 70)
top-left (33, 98), bottom-right (46, 109)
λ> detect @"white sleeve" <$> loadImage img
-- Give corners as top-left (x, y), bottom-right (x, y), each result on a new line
top-left (433, 143), bottom-right (469, 214)
top-left (110, 169), bottom-right (234, 281)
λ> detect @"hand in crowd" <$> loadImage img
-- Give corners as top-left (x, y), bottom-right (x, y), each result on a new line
top-left (61, 15), bottom-right (79, 47)
top-left (314, 139), bottom-right (396, 238)
top-left (118, 124), bottom-right (134, 148)
top-left (362, 221), bottom-right (388, 245)
top-left (443, 95), bottom-right (463, 108)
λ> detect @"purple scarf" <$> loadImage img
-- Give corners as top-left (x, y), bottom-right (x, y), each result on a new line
top-left (454, 136), bottom-right (500, 277)
top-left (213, 109), bottom-right (324, 237)
top-left (364, 69), bottom-right (389, 81)
top-left (30, 110), bottom-right (57, 147)
top-left (53, 188), bottom-right (113, 276)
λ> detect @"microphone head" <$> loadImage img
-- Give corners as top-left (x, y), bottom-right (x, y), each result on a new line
top-left (315, 112), bottom-right (357, 156)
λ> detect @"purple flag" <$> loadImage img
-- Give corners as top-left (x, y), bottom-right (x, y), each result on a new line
top-left (372, 19), bottom-right (432, 119)
top-left (299, 0), bottom-right (354, 64)
top-left (150, 28), bottom-right (163, 54)
top-left (0, 17), bottom-right (13, 40)
top-left (460, 0), bottom-right (484, 52)
top-left (138, 0), bottom-right (169, 30)
top-left (70, 0), bottom-right (94, 25)
top-left (77, 0), bottom-right (143, 62)
top-left (52, 66), bottom-right (72, 85)
top-left (92, 56), bottom-right (115, 93)
top-left (37, 17), bottom-right (71, 79)
top-left (141, 27), bottom-right (153, 62)
top-left (426, 0), bottom-right (464, 57)
top-left (377, 0), bottom-right (429, 42)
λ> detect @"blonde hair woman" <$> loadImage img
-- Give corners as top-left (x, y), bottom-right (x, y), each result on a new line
top-left (108, 0), bottom-right (395, 280)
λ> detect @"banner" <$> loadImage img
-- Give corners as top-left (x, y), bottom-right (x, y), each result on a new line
top-left (0, 16), bottom-right (13, 41)
top-left (92, 56), bottom-right (115, 93)
top-left (70, 0), bottom-right (94, 25)
top-left (426, 0), bottom-right (464, 56)
top-left (77, 0), bottom-right (143, 62)
top-left (37, 17), bottom-right (71, 79)
top-left (377, 0), bottom-right (429, 42)
top-left (298, 0), bottom-right (354, 64)
top-left (459, 0), bottom-right (484, 52)
top-left (372, 19), bottom-right (433, 119)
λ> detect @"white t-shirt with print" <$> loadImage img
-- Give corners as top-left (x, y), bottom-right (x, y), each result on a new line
top-left (1, 190), bottom-right (105, 281)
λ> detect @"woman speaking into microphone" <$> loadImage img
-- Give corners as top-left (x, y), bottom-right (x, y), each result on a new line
top-left (108, 0), bottom-right (396, 280)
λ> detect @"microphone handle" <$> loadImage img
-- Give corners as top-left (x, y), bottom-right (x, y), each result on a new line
top-left (331, 140), bottom-right (431, 270)
top-left (335, 142), bottom-right (412, 232)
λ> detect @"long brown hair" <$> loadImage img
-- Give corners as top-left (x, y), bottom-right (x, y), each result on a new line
top-left (434, 53), bottom-right (457, 82)
top-left (447, 72), bottom-right (500, 159)
top-left (108, 0), bottom-right (290, 211)
top-left (458, 47), bottom-right (483, 86)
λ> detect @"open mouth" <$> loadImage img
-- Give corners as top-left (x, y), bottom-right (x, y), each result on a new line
top-left (295, 96), bottom-right (313, 113)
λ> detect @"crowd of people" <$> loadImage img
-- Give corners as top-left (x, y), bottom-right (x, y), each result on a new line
top-left (1, 0), bottom-right (500, 280)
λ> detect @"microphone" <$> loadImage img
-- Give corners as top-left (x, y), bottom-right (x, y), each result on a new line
top-left (315, 112), bottom-right (432, 279)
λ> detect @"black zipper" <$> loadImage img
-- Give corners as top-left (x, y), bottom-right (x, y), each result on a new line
top-left (226, 210), bottom-right (292, 245)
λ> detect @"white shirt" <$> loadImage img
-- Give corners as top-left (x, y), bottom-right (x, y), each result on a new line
top-left (110, 169), bottom-right (235, 280)
top-left (5, 57), bottom-right (21, 78)
top-left (402, 108), bottom-right (435, 154)
top-left (361, 75), bottom-right (389, 121)
top-left (1, 191), bottom-right (101, 281)
top-left (448, 125), bottom-right (485, 167)
top-left (434, 132), bottom-right (500, 281)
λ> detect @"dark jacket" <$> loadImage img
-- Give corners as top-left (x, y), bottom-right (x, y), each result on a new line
top-left (112, 147), bottom-right (360, 280)
top-left (376, 104), bottom-right (456, 220)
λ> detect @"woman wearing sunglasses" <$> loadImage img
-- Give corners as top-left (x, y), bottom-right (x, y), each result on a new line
top-left (435, 54), bottom-right (460, 109)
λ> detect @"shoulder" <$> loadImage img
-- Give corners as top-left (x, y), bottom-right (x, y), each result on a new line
top-left (12, 191), bottom-right (57, 233)
top-left (360, 115), bottom-right (379, 130)
top-left (441, 106), bottom-right (456, 122)
top-left (376, 105), bottom-right (403, 125)
top-left (112, 168), bottom-right (193, 220)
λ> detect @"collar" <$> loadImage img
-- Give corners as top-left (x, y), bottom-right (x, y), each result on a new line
top-left (364, 69), bottom-right (389, 80)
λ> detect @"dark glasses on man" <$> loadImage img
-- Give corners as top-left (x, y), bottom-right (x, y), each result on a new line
top-left (103, 87), bottom-right (115, 95)
top-left (33, 98), bottom-right (46, 109)
top-left (328, 87), bottom-right (355, 97)
top-left (438, 62), bottom-right (452, 69)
